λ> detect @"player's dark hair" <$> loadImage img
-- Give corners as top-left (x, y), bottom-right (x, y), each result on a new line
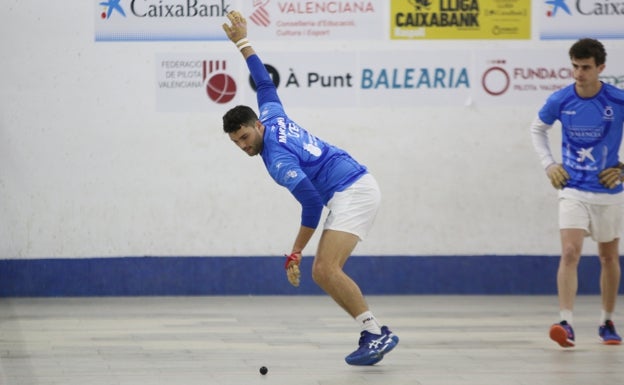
top-left (222, 105), bottom-right (258, 133)
top-left (569, 38), bottom-right (606, 66)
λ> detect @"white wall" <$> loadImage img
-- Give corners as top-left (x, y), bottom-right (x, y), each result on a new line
top-left (1, 1), bottom-right (622, 259)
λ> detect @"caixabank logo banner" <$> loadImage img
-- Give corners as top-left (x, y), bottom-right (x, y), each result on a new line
top-left (540, 0), bottom-right (624, 39)
top-left (95, 0), bottom-right (233, 41)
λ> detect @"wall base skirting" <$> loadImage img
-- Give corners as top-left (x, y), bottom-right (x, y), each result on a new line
top-left (0, 255), bottom-right (617, 297)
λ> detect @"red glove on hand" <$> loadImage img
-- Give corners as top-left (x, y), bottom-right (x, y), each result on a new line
top-left (284, 252), bottom-right (301, 287)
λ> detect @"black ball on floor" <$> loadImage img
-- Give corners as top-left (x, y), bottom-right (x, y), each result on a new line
top-left (259, 366), bottom-right (268, 375)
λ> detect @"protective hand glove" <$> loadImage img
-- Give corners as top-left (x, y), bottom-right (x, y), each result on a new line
top-left (546, 163), bottom-right (569, 189)
top-left (284, 252), bottom-right (301, 287)
top-left (222, 10), bottom-right (247, 42)
top-left (599, 163), bottom-right (624, 189)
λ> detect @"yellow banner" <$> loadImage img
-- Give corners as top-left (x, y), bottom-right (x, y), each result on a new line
top-left (391, 0), bottom-right (530, 40)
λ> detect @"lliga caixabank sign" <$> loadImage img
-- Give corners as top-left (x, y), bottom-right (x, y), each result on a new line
top-left (390, 0), bottom-right (531, 40)
top-left (95, 0), bottom-right (233, 41)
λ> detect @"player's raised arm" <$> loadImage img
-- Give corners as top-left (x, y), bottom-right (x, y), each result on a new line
top-left (223, 10), bottom-right (280, 106)
top-left (222, 10), bottom-right (255, 59)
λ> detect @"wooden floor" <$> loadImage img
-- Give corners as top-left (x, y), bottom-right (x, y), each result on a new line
top-left (1, 295), bottom-right (623, 385)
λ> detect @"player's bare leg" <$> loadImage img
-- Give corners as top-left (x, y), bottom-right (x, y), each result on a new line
top-left (598, 238), bottom-right (620, 314)
top-left (312, 229), bottom-right (368, 318)
top-left (557, 229), bottom-right (585, 312)
top-left (597, 238), bottom-right (622, 344)
top-left (313, 229), bottom-right (398, 365)
top-left (550, 228), bottom-right (584, 347)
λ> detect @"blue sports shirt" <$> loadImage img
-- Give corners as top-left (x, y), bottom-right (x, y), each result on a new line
top-left (538, 82), bottom-right (624, 194)
top-left (245, 54), bottom-right (367, 227)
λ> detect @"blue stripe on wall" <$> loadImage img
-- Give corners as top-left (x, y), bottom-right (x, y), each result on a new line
top-left (0, 255), bottom-right (619, 297)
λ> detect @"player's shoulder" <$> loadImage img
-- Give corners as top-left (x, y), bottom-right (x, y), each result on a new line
top-left (259, 102), bottom-right (286, 121)
top-left (543, 83), bottom-right (575, 107)
top-left (551, 83), bottom-right (576, 99)
top-left (601, 82), bottom-right (624, 104)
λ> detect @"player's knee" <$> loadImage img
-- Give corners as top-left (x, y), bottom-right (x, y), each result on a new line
top-left (560, 245), bottom-right (581, 266)
top-left (599, 253), bottom-right (620, 265)
top-left (311, 260), bottom-right (335, 286)
top-left (311, 263), bottom-right (326, 285)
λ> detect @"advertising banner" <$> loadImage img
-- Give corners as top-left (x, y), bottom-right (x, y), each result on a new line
top-left (244, 0), bottom-right (383, 40)
top-left (95, 0), bottom-right (233, 41)
top-left (358, 50), bottom-right (472, 106)
top-left (540, 0), bottom-right (624, 40)
top-left (155, 50), bottom-right (473, 111)
top-left (156, 48), bottom-right (624, 111)
top-left (473, 49), bottom-right (624, 105)
top-left (95, 0), bottom-right (385, 42)
top-left (156, 51), bottom-right (362, 111)
top-left (390, 0), bottom-right (531, 40)
top-left (474, 49), bottom-right (573, 106)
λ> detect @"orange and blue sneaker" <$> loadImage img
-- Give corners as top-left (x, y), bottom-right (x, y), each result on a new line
top-left (549, 320), bottom-right (575, 348)
top-left (599, 320), bottom-right (622, 345)
top-left (345, 326), bottom-right (399, 366)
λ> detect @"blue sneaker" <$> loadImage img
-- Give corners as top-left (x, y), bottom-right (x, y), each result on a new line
top-left (345, 327), bottom-right (399, 366)
top-left (599, 320), bottom-right (622, 345)
top-left (380, 325), bottom-right (399, 355)
top-left (549, 320), bottom-right (575, 348)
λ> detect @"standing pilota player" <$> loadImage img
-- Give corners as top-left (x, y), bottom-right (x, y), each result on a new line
top-left (530, 38), bottom-right (624, 348)
top-left (220, 11), bottom-right (399, 365)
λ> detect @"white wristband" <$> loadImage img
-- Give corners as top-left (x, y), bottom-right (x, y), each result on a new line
top-left (234, 38), bottom-right (248, 47)
top-left (238, 43), bottom-right (251, 51)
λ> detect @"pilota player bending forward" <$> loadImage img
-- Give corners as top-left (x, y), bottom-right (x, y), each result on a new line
top-left (220, 10), bottom-right (399, 365)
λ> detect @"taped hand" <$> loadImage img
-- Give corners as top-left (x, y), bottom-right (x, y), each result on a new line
top-left (284, 252), bottom-right (301, 287)
top-left (222, 10), bottom-right (247, 42)
top-left (546, 163), bottom-right (569, 190)
top-left (599, 164), bottom-right (624, 189)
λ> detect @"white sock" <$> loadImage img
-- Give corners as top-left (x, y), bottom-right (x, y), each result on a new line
top-left (600, 310), bottom-right (613, 325)
top-left (355, 311), bottom-right (382, 335)
top-left (560, 309), bottom-right (573, 325)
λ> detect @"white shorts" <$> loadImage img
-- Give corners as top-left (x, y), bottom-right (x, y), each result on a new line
top-left (324, 173), bottom-right (381, 241)
top-left (559, 198), bottom-right (624, 242)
